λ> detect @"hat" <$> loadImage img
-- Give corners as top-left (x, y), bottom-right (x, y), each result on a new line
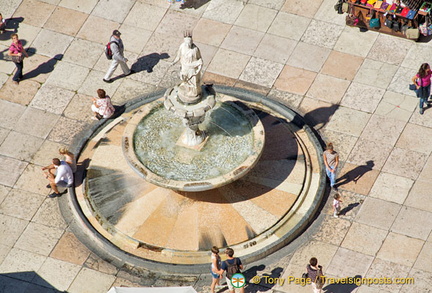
top-left (113, 30), bottom-right (121, 36)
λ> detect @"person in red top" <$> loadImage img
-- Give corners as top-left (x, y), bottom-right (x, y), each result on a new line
top-left (8, 33), bottom-right (28, 85)
top-left (412, 63), bottom-right (431, 115)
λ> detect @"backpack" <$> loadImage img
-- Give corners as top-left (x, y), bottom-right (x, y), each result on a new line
top-left (104, 41), bottom-right (118, 60)
top-left (225, 258), bottom-right (240, 280)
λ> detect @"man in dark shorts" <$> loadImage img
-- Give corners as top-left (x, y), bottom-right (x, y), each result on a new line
top-left (220, 247), bottom-right (245, 293)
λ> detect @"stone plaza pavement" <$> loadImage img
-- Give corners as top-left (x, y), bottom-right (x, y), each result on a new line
top-left (1, 0), bottom-right (432, 292)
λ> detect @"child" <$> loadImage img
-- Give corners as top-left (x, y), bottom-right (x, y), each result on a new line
top-left (333, 193), bottom-right (342, 218)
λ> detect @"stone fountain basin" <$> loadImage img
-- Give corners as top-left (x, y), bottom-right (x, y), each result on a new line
top-left (123, 95), bottom-right (265, 192)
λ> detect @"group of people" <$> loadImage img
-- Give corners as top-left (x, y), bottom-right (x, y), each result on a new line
top-left (42, 148), bottom-right (76, 198)
top-left (210, 247), bottom-right (244, 293)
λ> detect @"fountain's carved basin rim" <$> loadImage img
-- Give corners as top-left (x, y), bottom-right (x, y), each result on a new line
top-left (122, 95), bottom-right (265, 192)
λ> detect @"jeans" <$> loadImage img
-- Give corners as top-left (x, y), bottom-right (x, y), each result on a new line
top-left (417, 85), bottom-right (431, 109)
top-left (13, 61), bottom-right (23, 81)
top-left (326, 167), bottom-right (336, 187)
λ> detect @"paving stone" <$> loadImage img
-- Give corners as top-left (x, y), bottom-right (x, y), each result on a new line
top-left (347, 138), bottom-right (392, 170)
top-left (387, 66), bottom-right (416, 96)
top-left (13, 0), bottom-right (56, 27)
top-left (330, 190), bottom-right (365, 221)
top-left (375, 91), bottom-right (417, 122)
top-left (155, 10), bottom-right (199, 39)
top-left (92, 0), bottom-right (135, 23)
top-left (287, 42), bottom-right (331, 72)
top-left (202, 71), bottom-right (237, 87)
top-left (0, 100), bottom-right (26, 131)
top-left (31, 140), bottom-right (63, 167)
top-left (77, 15), bottom-right (119, 45)
top-left (0, 128), bottom-right (9, 147)
top-left (414, 241), bottom-right (432, 273)
top-left (268, 88), bottom-right (303, 109)
top-left (192, 18), bottom-right (232, 47)
top-left (15, 222), bottom-right (64, 256)
top-left (47, 116), bottom-right (88, 145)
top-left (0, 248), bottom-right (46, 281)
top-left (335, 162), bottom-right (379, 195)
top-left (402, 269), bottom-right (432, 293)
top-left (239, 57), bottom-right (283, 88)
top-left (282, 0), bottom-right (322, 18)
top-left (14, 107), bottom-right (60, 139)
top-left (235, 4), bottom-right (277, 32)
top-left (4, 22), bottom-right (42, 49)
top-left (391, 206), bottom-right (432, 240)
top-left (141, 32), bottom-right (180, 63)
top-left (193, 42), bottom-right (217, 71)
top-left (326, 107), bottom-right (371, 137)
top-left (369, 172), bottom-right (413, 204)
top-left (0, 184), bottom-right (11, 206)
top-left (36, 257), bottom-right (81, 291)
top-left (0, 0), bottom-right (22, 17)
top-left (63, 38), bottom-right (104, 69)
top-left (326, 247), bottom-right (374, 277)
top-left (368, 34), bottom-right (413, 66)
top-left (202, 0), bottom-right (245, 24)
top-left (334, 26), bottom-right (378, 57)
top-left (0, 244), bottom-right (11, 266)
top-left (63, 93), bottom-right (94, 122)
top-left (364, 258), bottom-right (411, 292)
top-left (307, 74), bottom-right (350, 104)
top-left (321, 50), bottom-right (364, 81)
top-left (396, 123), bottom-right (432, 154)
top-left (274, 65), bottom-right (316, 95)
top-left (356, 197), bottom-right (400, 231)
top-left (382, 147), bottom-right (427, 180)
top-left (14, 163), bottom-right (51, 195)
top-left (401, 43), bottom-right (432, 70)
top-left (268, 12), bottom-right (311, 41)
top-left (118, 23), bottom-right (153, 54)
top-left (58, 0), bottom-right (99, 13)
top-left (207, 48), bottom-right (250, 79)
top-left (377, 232), bottom-right (424, 267)
top-left (254, 34), bottom-right (297, 64)
top-left (0, 155), bottom-right (28, 187)
top-left (221, 26), bottom-right (264, 55)
top-left (301, 19), bottom-right (344, 50)
top-left (111, 79), bottom-right (158, 106)
top-left (405, 179), bottom-right (432, 213)
top-left (78, 69), bottom-right (121, 96)
top-left (68, 268), bottom-right (116, 293)
top-left (0, 214), bottom-right (29, 247)
top-left (31, 29), bottom-right (74, 58)
top-left (84, 253), bottom-right (119, 275)
top-left (0, 188), bottom-right (44, 221)
top-left (354, 59), bottom-right (398, 89)
top-left (360, 115), bottom-right (406, 146)
top-left (129, 56), bottom-right (171, 86)
top-left (0, 77), bottom-right (41, 106)
top-left (39, 0), bottom-right (61, 5)
top-left (341, 83), bottom-right (385, 114)
top-left (168, 0), bottom-right (210, 17)
top-left (314, 0), bottom-right (346, 25)
top-left (341, 222), bottom-right (388, 256)
top-left (30, 84), bottom-right (75, 115)
top-left (312, 215), bottom-right (351, 246)
top-left (44, 6), bottom-right (88, 36)
top-left (299, 100), bottom-right (340, 132)
top-left (50, 231), bottom-right (91, 265)
top-left (249, 0), bottom-right (285, 10)
top-left (409, 103), bottom-right (432, 128)
top-left (123, 2), bottom-right (167, 31)
top-left (0, 73), bottom-right (8, 88)
top-left (21, 53), bottom-right (55, 84)
top-left (33, 198), bottom-right (68, 229)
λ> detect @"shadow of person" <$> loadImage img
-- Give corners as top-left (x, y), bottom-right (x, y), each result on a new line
top-left (131, 52), bottom-right (170, 73)
top-left (180, 0), bottom-right (211, 9)
top-left (243, 264), bottom-right (265, 280)
top-left (334, 160), bottom-right (375, 188)
top-left (303, 104), bottom-right (339, 130)
top-left (22, 53), bottom-right (63, 80)
top-left (1, 16), bottom-right (24, 36)
top-left (323, 275), bottom-right (362, 293)
top-left (338, 202), bottom-right (360, 216)
top-left (246, 267), bottom-right (284, 293)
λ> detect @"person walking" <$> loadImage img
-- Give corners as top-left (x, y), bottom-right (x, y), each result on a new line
top-left (103, 30), bottom-right (132, 83)
top-left (8, 33), bottom-right (28, 85)
top-left (412, 63), bottom-right (431, 115)
top-left (323, 143), bottom-right (339, 190)
top-left (306, 257), bottom-right (324, 293)
top-left (219, 248), bottom-right (245, 293)
top-left (210, 246), bottom-right (223, 293)
top-left (333, 193), bottom-right (342, 218)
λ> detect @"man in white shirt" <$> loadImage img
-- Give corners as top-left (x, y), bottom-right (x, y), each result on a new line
top-left (42, 158), bottom-right (74, 198)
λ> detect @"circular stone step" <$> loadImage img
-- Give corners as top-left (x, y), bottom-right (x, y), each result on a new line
top-left (60, 86), bottom-right (326, 274)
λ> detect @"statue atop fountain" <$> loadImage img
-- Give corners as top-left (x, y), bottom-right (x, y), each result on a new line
top-left (164, 31), bottom-right (216, 147)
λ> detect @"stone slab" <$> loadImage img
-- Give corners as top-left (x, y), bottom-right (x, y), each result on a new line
top-left (111, 79), bottom-right (158, 106)
top-left (63, 93), bottom-right (95, 122)
top-left (15, 222), bottom-right (64, 256)
top-left (202, 0), bottom-right (245, 24)
top-left (0, 188), bottom-right (44, 221)
top-left (30, 84), bottom-right (75, 115)
top-left (312, 215), bottom-right (352, 246)
top-left (35, 257), bottom-right (81, 291)
top-left (33, 198), bottom-right (68, 229)
top-left (354, 59), bottom-right (398, 89)
top-left (50, 231), bottom-right (91, 265)
top-left (307, 74), bottom-right (350, 104)
top-left (14, 163), bottom-right (51, 195)
top-left (13, 0), bottom-right (56, 27)
top-left (67, 268), bottom-right (116, 293)
top-left (118, 24), bottom-right (153, 54)
top-left (382, 147), bottom-right (427, 180)
top-left (335, 162), bottom-right (379, 195)
top-left (123, 2), bottom-right (167, 31)
top-left (21, 53), bottom-right (54, 83)
top-left (274, 65), bottom-right (316, 95)
top-left (235, 4), bottom-right (277, 32)
top-left (254, 34), bottom-right (297, 64)
top-left (44, 6), bottom-right (88, 36)
top-left (414, 241), bottom-right (432, 273)
top-left (341, 82), bottom-right (385, 114)
top-left (155, 10), bottom-right (198, 39)
top-left (369, 172), bottom-right (413, 204)
top-left (282, 0), bottom-right (323, 18)
top-left (325, 107), bottom-right (371, 137)
top-left (0, 100), bottom-right (26, 130)
top-left (47, 116), bottom-right (88, 145)
top-left (391, 206), bottom-right (432, 240)
top-left (326, 247), bottom-right (374, 277)
top-left (0, 155), bottom-right (27, 187)
top-left (0, 214), bottom-right (29, 247)
top-left (268, 11), bottom-right (311, 41)
top-left (347, 138), bottom-right (392, 170)
top-left (301, 19), bottom-right (344, 49)
top-left (374, 91), bottom-right (417, 122)
top-left (250, 0), bottom-right (285, 10)
top-left (334, 26), bottom-right (378, 57)
top-left (268, 88), bottom-right (303, 109)
top-left (0, 248), bottom-right (47, 281)
top-left (321, 50), bottom-right (364, 81)
top-left (0, 77), bottom-right (41, 106)
top-left (355, 197), bottom-right (401, 230)
top-left (207, 48), bottom-right (250, 79)
top-left (77, 69), bottom-right (121, 96)
top-left (368, 34), bottom-right (413, 66)
top-left (31, 29), bottom-right (74, 58)
top-left (14, 107), bottom-right (60, 139)
top-left (341, 222), bottom-right (388, 256)
top-left (63, 38), bottom-right (104, 69)
top-left (396, 123), bottom-right (432, 154)
top-left (287, 42), bottom-right (331, 72)
top-left (192, 18), bottom-right (232, 47)
top-left (58, 0), bottom-right (99, 13)
top-left (360, 114), bottom-right (406, 146)
top-left (239, 56), bottom-right (283, 88)
top-left (377, 232), bottom-right (424, 267)
top-left (92, 0), bottom-right (136, 23)
top-left (364, 258), bottom-right (411, 292)
top-left (405, 179), bottom-right (432, 213)
top-left (77, 15), bottom-right (119, 45)
top-left (221, 26), bottom-right (264, 56)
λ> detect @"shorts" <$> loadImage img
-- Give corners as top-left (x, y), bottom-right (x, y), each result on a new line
top-left (211, 270), bottom-right (220, 279)
top-left (56, 180), bottom-right (72, 188)
top-left (226, 277), bottom-right (233, 291)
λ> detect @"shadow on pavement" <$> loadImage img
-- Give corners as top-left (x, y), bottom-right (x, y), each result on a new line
top-left (131, 52), bottom-right (170, 73)
top-left (23, 54), bottom-right (63, 80)
top-left (0, 271), bottom-right (67, 292)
